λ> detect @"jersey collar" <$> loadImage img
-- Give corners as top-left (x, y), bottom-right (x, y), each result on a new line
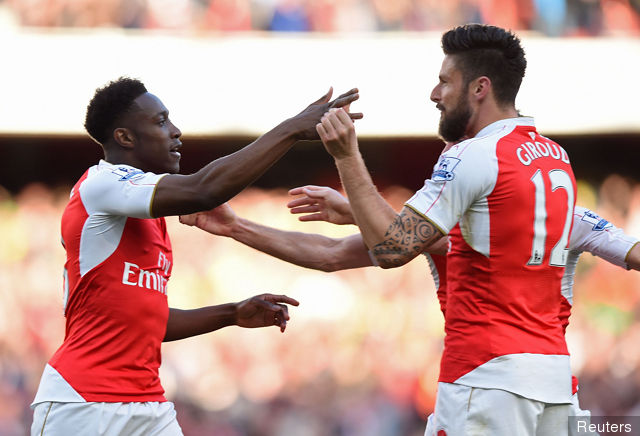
top-left (475, 117), bottom-right (535, 139)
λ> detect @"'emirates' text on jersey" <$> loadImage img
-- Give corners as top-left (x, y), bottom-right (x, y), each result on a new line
top-left (406, 117), bottom-right (577, 404)
top-left (32, 160), bottom-right (170, 405)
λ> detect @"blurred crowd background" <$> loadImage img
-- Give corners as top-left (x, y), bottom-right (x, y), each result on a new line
top-left (1, 0), bottom-right (638, 36)
top-left (1, 174), bottom-right (640, 435)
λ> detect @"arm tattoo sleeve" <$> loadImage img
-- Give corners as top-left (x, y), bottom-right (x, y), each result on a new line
top-left (372, 207), bottom-right (441, 268)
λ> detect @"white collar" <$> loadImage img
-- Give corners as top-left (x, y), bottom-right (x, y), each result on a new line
top-left (475, 116), bottom-right (535, 138)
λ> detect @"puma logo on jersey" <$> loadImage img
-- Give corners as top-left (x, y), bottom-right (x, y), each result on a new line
top-left (516, 141), bottom-right (570, 166)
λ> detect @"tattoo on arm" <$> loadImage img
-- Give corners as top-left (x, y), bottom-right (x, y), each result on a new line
top-left (372, 207), bottom-right (441, 268)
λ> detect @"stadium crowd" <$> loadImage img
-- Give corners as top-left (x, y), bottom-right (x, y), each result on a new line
top-left (1, 0), bottom-right (639, 36)
top-left (1, 174), bottom-right (639, 435)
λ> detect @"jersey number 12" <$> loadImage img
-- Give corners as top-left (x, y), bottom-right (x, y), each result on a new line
top-left (528, 169), bottom-right (574, 267)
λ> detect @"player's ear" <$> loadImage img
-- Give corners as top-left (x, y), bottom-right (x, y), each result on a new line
top-left (113, 128), bottom-right (135, 149)
top-left (472, 76), bottom-right (491, 100)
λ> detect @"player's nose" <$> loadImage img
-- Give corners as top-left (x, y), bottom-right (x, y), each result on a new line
top-left (430, 85), bottom-right (440, 104)
top-left (170, 121), bottom-right (181, 139)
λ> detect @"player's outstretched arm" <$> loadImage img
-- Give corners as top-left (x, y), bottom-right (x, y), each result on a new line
top-left (287, 185), bottom-right (355, 225)
top-left (152, 88), bottom-right (363, 218)
top-left (180, 203), bottom-right (373, 272)
top-left (287, 184), bottom-right (450, 257)
top-left (163, 293), bottom-right (300, 341)
top-left (316, 108), bottom-right (444, 268)
top-left (572, 207), bottom-right (640, 272)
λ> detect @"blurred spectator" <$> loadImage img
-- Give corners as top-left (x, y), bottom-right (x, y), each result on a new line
top-left (269, 0), bottom-right (309, 32)
top-left (143, 0), bottom-right (200, 30)
top-left (331, 0), bottom-right (378, 33)
top-left (204, 0), bottom-right (252, 31)
top-left (306, 0), bottom-right (337, 32)
top-left (117, 0), bottom-right (147, 29)
top-left (475, 0), bottom-right (527, 31)
top-left (404, 0), bottom-right (481, 32)
top-left (533, 0), bottom-right (568, 36)
top-left (370, 0), bottom-right (412, 31)
top-left (601, 0), bottom-right (640, 35)
top-left (566, 0), bottom-right (605, 35)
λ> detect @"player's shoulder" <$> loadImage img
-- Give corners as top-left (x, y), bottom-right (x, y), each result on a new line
top-left (93, 161), bottom-right (146, 181)
top-left (81, 161), bottom-right (146, 188)
top-left (443, 131), bottom-right (500, 162)
top-left (77, 161), bottom-right (145, 201)
top-left (570, 206), bottom-right (614, 249)
top-left (430, 135), bottom-right (500, 185)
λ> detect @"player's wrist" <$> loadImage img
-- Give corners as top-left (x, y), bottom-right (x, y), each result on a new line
top-left (229, 216), bottom-right (252, 241)
top-left (227, 302), bottom-right (241, 327)
top-left (279, 116), bottom-right (310, 141)
top-left (332, 151), bottom-right (361, 165)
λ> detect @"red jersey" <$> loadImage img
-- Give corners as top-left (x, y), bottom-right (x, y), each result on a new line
top-left (426, 206), bottom-right (639, 396)
top-left (407, 117), bottom-right (576, 403)
top-left (32, 161), bottom-right (171, 404)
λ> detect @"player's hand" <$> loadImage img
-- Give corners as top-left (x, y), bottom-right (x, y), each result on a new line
top-left (292, 88), bottom-right (363, 140)
top-left (287, 185), bottom-right (355, 225)
top-left (179, 203), bottom-right (237, 237)
top-left (316, 108), bottom-right (359, 160)
top-left (234, 294), bottom-right (300, 332)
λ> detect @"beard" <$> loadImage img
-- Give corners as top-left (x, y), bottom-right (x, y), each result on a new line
top-left (438, 93), bottom-right (472, 143)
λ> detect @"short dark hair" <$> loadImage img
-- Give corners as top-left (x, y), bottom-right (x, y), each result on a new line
top-left (441, 24), bottom-right (526, 106)
top-left (84, 77), bottom-right (148, 145)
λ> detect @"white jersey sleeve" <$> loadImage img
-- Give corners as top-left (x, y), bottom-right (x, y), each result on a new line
top-left (405, 137), bottom-right (497, 235)
top-left (569, 206), bottom-right (639, 269)
top-left (79, 161), bottom-right (166, 219)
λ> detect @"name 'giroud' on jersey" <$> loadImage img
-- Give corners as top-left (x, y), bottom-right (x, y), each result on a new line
top-left (516, 139), bottom-right (570, 167)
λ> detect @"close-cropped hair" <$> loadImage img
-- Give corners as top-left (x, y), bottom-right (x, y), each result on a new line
top-left (441, 24), bottom-right (527, 106)
top-left (84, 77), bottom-right (148, 145)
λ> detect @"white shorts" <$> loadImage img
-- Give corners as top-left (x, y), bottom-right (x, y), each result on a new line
top-left (424, 382), bottom-right (571, 436)
top-left (569, 392), bottom-right (599, 436)
top-left (31, 401), bottom-right (183, 436)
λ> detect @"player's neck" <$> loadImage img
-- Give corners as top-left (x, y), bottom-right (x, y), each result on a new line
top-left (467, 103), bottom-right (519, 138)
top-left (103, 148), bottom-right (141, 170)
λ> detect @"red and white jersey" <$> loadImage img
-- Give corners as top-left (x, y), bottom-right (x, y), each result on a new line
top-left (32, 160), bottom-right (171, 405)
top-left (426, 206), bottom-right (638, 395)
top-left (406, 117), bottom-right (576, 404)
